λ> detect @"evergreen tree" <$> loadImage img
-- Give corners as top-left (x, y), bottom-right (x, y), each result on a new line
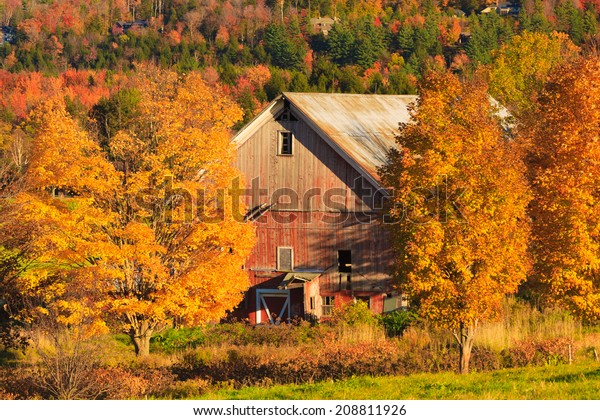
top-left (584, 5), bottom-right (598, 38)
top-left (289, 71), bottom-right (310, 92)
top-left (264, 24), bottom-right (305, 70)
top-left (530, 0), bottom-right (552, 33)
top-left (556, 1), bottom-right (584, 45)
top-left (327, 23), bottom-right (356, 66)
top-left (397, 25), bottom-right (415, 53)
top-left (466, 12), bottom-right (513, 65)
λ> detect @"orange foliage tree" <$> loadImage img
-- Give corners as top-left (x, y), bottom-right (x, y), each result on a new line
top-left (524, 57), bottom-right (600, 322)
top-left (380, 71), bottom-right (531, 374)
top-left (0, 98), bottom-right (117, 337)
top-left (1, 68), bottom-right (255, 356)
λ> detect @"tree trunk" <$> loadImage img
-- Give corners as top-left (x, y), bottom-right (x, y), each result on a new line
top-left (130, 320), bottom-right (153, 357)
top-left (454, 322), bottom-right (476, 374)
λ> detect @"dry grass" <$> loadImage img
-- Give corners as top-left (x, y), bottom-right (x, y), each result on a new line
top-left (475, 298), bottom-right (582, 351)
top-left (333, 323), bottom-right (387, 344)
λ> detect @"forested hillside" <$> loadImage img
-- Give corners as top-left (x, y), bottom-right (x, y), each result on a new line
top-left (0, 0), bottom-right (598, 125)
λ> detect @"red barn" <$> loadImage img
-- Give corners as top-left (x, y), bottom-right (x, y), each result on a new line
top-left (231, 93), bottom-right (415, 324)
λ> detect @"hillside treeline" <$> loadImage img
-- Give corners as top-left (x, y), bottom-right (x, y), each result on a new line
top-left (0, 0), bottom-right (598, 124)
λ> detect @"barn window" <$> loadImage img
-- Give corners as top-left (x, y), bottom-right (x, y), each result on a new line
top-left (322, 296), bottom-right (335, 316)
top-left (310, 297), bottom-right (316, 310)
top-left (277, 247), bottom-right (294, 271)
top-left (338, 250), bottom-right (352, 273)
top-left (278, 131), bottom-right (293, 155)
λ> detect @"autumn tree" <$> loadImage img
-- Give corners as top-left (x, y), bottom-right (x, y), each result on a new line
top-left (523, 57), bottom-right (600, 321)
top-left (488, 31), bottom-right (579, 116)
top-left (0, 122), bottom-right (30, 349)
top-left (1, 68), bottom-right (255, 356)
top-left (380, 71), bottom-right (531, 374)
top-left (0, 98), bottom-right (117, 341)
top-left (0, 0), bottom-right (20, 26)
top-left (95, 68), bottom-right (255, 356)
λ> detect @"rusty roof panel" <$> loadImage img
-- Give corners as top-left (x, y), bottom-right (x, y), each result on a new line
top-left (283, 92), bottom-right (416, 182)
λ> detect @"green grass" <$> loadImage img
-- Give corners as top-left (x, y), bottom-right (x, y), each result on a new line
top-left (199, 362), bottom-right (600, 400)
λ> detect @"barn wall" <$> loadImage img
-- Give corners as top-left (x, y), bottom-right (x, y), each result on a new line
top-left (245, 211), bottom-right (391, 292)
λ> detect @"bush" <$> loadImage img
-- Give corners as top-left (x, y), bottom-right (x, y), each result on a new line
top-left (155, 379), bottom-right (210, 399)
top-left (174, 340), bottom-right (407, 387)
top-left (151, 327), bottom-right (207, 353)
top-left (381, 311), bottom-right (417, 337)
top-left (152, 322), bottom-right (328, 352)
top-left (331, 300), bottom-right (381, 327)
top-left (503, 338), bottom-right (573, 367)
top-left (36, 335), bottom-right (100, 400)
top-left (107, 366), bottom-right (176, 399)
top-left (0, 367), bottom-right (45, 399)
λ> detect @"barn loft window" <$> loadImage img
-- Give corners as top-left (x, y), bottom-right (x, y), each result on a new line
top-left (277, 247), bottom-right (294, 271)
top-left (322, 296), bottom-right (335, 316)
top-left (276, 108), bottom-right (298, 122)
top-left (278, 131), bottom-right (293, 155)
top-left (338, 250), bottom-right (352, 273)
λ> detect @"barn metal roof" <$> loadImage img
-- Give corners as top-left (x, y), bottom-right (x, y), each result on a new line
top-left (233, 93), bottom-right (508, 190)
top-left (283, 92), bottom-right (417, 183)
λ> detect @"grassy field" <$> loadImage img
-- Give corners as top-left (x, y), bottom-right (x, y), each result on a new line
top-left (3, 299), bottom-right (600, 399)
top-left (200, 362), bottom-right (600, 400)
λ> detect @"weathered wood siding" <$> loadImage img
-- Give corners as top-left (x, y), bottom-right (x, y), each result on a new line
top-left (244, 212), bottom-right (391, 292)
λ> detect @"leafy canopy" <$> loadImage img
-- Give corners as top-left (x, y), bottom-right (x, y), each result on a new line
top-left (380, 70), bottom-right (530, 342)
top-left (1, 68), bottom-right (255, 353)
top-left (524, 57), bottom-right (600, 322)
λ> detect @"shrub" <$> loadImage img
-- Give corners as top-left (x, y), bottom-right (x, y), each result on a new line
top-left (0, 388), bottom-right (17, 399)
top-left (381, 310), bottom-right (417, 337)
top-left (36, 335), bottom-right (100, 400)
top-left (152, 322), bottom-right (329, 351)
top-left (0, 367), bottom-right (45, 399)
top-left (91, 367), bottom-right (150, 399)
top-left (151, 327), bottom-right (207, 353)
top-left (331, 300), bottom-right (380, 327)
top-left (155, 379), bottom-right (210, 399)
top-left (503, 337), bottom-right (573, 367)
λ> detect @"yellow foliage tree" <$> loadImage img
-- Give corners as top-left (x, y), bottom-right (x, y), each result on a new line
top-left (2, 69), bottom-right (255, 356)
top-left (1, 98), bottom-right (117, 337)
top-left (380, 71), bottom-right (531, 373)
top-left (523, 57), bottom-right (600, 322)
top-left (488, 31), bottom-right (579, 116)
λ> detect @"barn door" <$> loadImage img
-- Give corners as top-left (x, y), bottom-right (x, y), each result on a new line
top-left (256, 289), bottom-right (290, 324)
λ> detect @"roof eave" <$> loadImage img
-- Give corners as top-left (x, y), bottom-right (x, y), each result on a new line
top-left (231, 95), bottom-right (284, 149)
